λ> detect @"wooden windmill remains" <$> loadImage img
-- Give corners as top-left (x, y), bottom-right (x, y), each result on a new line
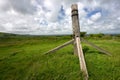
top-left (45, 4), bottom-right (111, 80)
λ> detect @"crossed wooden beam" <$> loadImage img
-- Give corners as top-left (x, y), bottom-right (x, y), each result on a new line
top-left (44, 4), bottom-right (111, 80)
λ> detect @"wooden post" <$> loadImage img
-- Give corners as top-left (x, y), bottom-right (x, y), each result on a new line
top-left (71, 4), bottom-right (80, 56)
top-left (71, 4), bottom-right (89, 80)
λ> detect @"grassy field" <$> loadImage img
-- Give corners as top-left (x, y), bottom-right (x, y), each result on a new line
top-left (0, 34), bottom-right (120, 80)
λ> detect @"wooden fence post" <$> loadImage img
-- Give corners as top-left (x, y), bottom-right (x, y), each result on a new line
top-left (71, 4), bottom-right (80, 56)
top-left (71, 4), bottom-right (89, 80)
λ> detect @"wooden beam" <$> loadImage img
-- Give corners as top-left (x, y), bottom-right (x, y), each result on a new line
top-left (71, 4), bottom-right (80, 56)
top-left (81, 38), bottom-right (112, 56)
top-left (44, 39), bottom-right (74, 55)
top-left (76, 37), bottom-right (89, 80)
top-left (71, 4), bottom-right (89, 80)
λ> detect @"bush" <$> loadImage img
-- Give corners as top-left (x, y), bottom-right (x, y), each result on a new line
top-left (89, 33), bottom-right (104, 38)
top-left (80, 32), bottom-right (87, 37)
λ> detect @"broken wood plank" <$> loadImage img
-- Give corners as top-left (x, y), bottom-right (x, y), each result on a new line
top-left (44, 39), bottom-right (74, 55)
top-left (81, 38), bottom-right (112, 56)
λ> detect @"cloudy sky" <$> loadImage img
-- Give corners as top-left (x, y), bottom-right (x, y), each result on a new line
top-left (0, 0), bottom-right (120, 35)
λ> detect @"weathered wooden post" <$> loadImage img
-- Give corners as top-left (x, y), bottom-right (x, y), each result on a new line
top-left (71, 4), bottom-right (80, 56)
top-left (71, 4), bottom-right (89, 80)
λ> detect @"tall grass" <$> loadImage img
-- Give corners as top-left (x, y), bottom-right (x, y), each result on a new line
top-left (0, 35), bottom-right (120, 80)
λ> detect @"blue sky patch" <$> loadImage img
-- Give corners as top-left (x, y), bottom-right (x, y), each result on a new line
top-left (84, 7), bottom-right (102, 18)
top-left (39, 20), bottom-right (48, 25)
top-left (58, 5), bottom-right (66, 21)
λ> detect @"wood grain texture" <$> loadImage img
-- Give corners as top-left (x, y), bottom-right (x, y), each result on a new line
top-left (76, 37), bottom-right (88, 80)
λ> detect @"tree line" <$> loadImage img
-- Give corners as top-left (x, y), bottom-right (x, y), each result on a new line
top-left (80, 32), bottom-right (120, 40)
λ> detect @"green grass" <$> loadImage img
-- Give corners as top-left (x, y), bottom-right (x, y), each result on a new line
top-left (83, 39), bottom-right (120, 80)
top-left (0, 35), bottom-right (120, 80)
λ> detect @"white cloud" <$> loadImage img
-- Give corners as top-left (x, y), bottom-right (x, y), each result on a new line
top-left (4, 23), bottom-right (13, 31)
top-left (0, 0), bottom-right (120, 35)
top-left (117, 17), bottom-right (120, 21)
top-left (87, 19), bottom-right (94, 25)
top-left (90, 12), bottom-right (101, 21)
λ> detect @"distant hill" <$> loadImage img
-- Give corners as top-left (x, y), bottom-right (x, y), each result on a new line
top-left (0, 32), bottom-right (120, 37)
